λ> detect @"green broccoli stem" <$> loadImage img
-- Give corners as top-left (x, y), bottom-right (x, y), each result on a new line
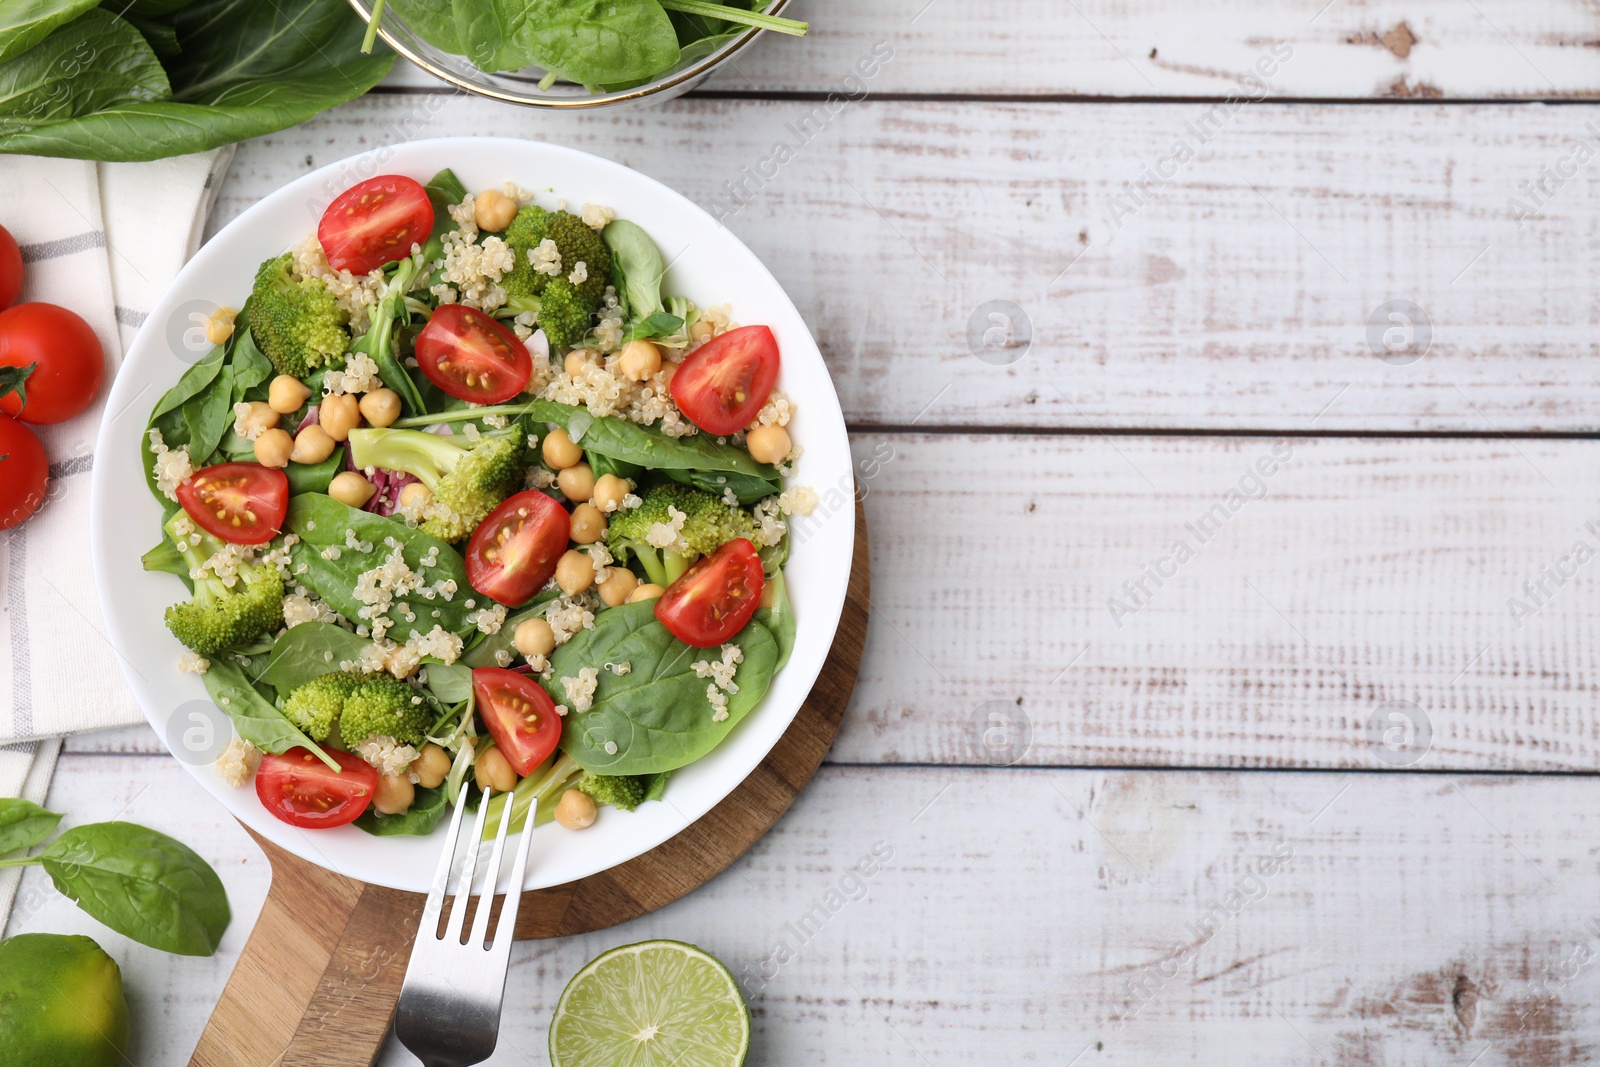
top-left (481, 752), bottom-right (583, 838)
top-left (166, 515), bottom-right (229, 606)
top-left (346, 427), bottom-right (460, 491)
top-left (658, 0), bottom-right (808, 35)
top-left (392, 403), bottom-right (541, 429)
top-left (664, 551), bottom-right (696, 585)
top-left (632, 547), bottom-right (671, 589)
top-left (350, 256), bottom-right (427, 416)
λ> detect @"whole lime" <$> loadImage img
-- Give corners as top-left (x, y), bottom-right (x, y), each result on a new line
top-left (0, 933), bottom-right (130, 1067)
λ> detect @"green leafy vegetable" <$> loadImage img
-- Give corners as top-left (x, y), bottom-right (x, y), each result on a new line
top-left (0, 798), bottom-right (62, 857)
top-left (354, 784), bottom-right (448, 836)
top-left (547, 600), bottom-right (779, 775)
top-left (604, 218), bottom-right (667, 323)
top-left (34, 822), bottom-right (230, 955)
top-left (461, 591), bottom-right (560, 668)
top-left (752, 568), bottom-right (795, 672)
top-left (201, 658), bottom-right (340, 769)
top-left (284, 494), bottom-right (477, 643)
top-left (261, 621), bottom-right (372, 694)
top-left (0, 10), bottom-right (169, 130)
top-left (0, 0), bottom-right (99, 63)
top-left (422, 661), bottom-right (473, 704)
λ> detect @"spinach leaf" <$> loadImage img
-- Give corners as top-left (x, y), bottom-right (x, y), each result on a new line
top-left (622, 312), bottom-right (684, 344)
top-left (383, 0), bottom-right (463, 54)
top-left (522, 398), bottom-right (781, 504)
top-left (0, 0), bottom-right (392, 162)
top-left (603, 219), bottom-right (667, 323)
top-left (140, 535), bottom-right (192, 590)
top-left (548, 600), bottom-right (779, 775)
top-left (228, 325), bottom-right (273, 401)
top-left (643, 769), bottom-right (670, 802)
top-left (285, 495), bottom-right (476, 643)
top-left (201, 658), bottom-right (337, 766)
top-left (422, 661), bottom-right (473, 704)
top-left (0, 798), bottom-right (62, 856)
top-left (39, 821), bottom-right (230, 955)
top-left (283, 445), bottom-right (344, 495)
top-left (502, 0), bottom-right (680, 83)
top-left (354, 784), bottom-right (448, 836)
top-left (141, 344), bottom-right (225, 501)
top-left (752, 568), bottom-right (795, 672)
top-left (0, 9), bottom-right (169, 130)
top-left (261, 621), bottom-right (370, 693)
top-left (420, 167), bottom-right (468, 262)
top-left (184, 362), bottom-right (233, 465)
top-left (460, 591), bottom-right (560, 668)
top-left (0, 0), bottom-right (99, 64)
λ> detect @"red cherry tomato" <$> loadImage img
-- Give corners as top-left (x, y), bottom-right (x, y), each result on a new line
top-left (670, 325), bottom-right (781, 436)
top-left (655, 538), bottom-right (765, 648)
top-left (175, 462), bottom-right (289, 546)
top-left (0, 225), bottom-right (21, 310)
top-left (415, 304), bottom-right (533, 405)
top-left (472, 667), bottom-right (564, 778)
top-left (0, 302), bottom-right (104, 424)
top-left (256, 747), bottom-right (377, 828)
top-left (0, 415), bottom-right (47, 531)
top-left (465, 490), bottom-right (570, 606)
top-left (317, 175), bottom-right (434, 275)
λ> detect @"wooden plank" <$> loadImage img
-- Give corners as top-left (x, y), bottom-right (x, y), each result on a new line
top-left (16, 755), bottom-right (1600, 1065)
top-left (217, 97), bottom-right (1600, 432)
top-left (64, 435), bottom-right (1600, 771)
top-left (376, 0), bottom-right (1600, 99)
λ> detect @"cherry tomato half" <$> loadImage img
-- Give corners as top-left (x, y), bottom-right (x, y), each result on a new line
top-left (472, 667), bottom-right (564, 778)
top-left (317, 175), bottom-right (434, 275)
top-left (0, 225), bottom-right (21, 310)
top-left (0, 415), bottom-right (47, 531)
top-left (0, 302), bottom-right (104, 424)
top-left (670, 325), bottom-right (781, 436)
top-left (466, 490), bottom-right (571, 606)
top-left (256, 747), bottom-right (377, 829)
top-left (416, 304), bottom-right (533, 405)
top-left (175, 462), bottom-right (289, 546)
top-left (655, 537), bottom-right (765, 648)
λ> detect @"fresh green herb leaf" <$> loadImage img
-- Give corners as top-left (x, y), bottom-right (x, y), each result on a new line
top-left (201, 658), bottom-right (340, 768)
top-left (604, 218), bottom-right (667, 323)
top-left (38, 822), bottom-right (230, 955)
top-left (261, 621), bottom-right (371, 693)
top-left (422, 660), bottom-right (473, 704)
top-left (0, 798), bottom-right (62, 857)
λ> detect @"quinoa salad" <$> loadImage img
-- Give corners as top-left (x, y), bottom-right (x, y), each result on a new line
top-left (140, 168), bottom-right (814, 838)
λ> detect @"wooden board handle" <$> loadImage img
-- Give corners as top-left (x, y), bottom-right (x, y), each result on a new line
top-left (190, 501), bottom-right (869, 1067)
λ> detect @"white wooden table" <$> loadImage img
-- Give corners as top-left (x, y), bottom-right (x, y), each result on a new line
top-left (11, 2), bottom-right (1600, 1062)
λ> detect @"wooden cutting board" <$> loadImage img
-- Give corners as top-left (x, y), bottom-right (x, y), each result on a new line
top-left (189, 501), bottom-right (868, 1067)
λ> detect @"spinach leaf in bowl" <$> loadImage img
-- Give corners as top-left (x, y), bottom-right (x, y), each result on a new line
top-left (355, 784), bottom-right (449, 836)
top-left (547, 600), bottom-right (779, 776)
top-left (261, 621), bottom-right (373, 694)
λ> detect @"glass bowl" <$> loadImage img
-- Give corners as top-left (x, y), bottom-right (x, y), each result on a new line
top-left (344, 0), bottom-right (791, 110)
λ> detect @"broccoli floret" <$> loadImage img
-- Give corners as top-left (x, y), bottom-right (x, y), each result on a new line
top-left (577, 773), bottom-right (648, 812)
top-left (501, 208), bottom-right (611, 352)
top-left (346, 426), bottom-right (526, 543)
top-left (282, 672), bottom-right (360, 742)
top-left (608, 482), bottom-right (759, 586)
top-left (502, 204), bottom-right (552, 300)
top-left (161, 514), bottom-right (286, 657)
top-left (532, 276), bottom-right (594, 352)
top-left (245, 252), bottom-right (350, 378)
top-left (338, 675), bottom-right (431, 750)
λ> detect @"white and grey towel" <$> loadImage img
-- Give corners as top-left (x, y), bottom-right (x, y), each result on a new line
top-left (0, 150), bottom-right (232, 929)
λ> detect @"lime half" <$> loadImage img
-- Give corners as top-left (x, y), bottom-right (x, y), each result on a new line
top-left (549, 940), bottom-right (750, 1067)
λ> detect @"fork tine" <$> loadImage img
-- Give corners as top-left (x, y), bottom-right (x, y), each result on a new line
top-left (490, 797), bottom-right (537, 951)
top-left (467, 783), bottom-right (515, 948)
top-left (443, 784), bottom-right (494, 944)
top-left (419, 780), bottom-right (474, 938)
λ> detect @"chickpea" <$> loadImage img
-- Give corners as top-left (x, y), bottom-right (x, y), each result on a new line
top-left (592, 474), bottom-right (631, 513)
top-left (413, 743), bottom-right (451, 789)
top-left (542, 428), bottom-right (583, 470)
top-left (746, 424), bottom-right (792, 465)
top-left (598, 568), bottom-right (638, 607)
top-left (359, 388), bottom-right (401, 428)
top-left (564, 351), bottom-right (590, 377)
top-left (319, 393), bottom-right (361, 442)
top-left (689, 319), bottom-right (716, 345)
top-left (569, 503), bottom-right (606, 544)
top-left (290, 424), bottom-right (336, 465)
top-left (399, 482), bottom-right (433, 510)
top-left (235, 402), bottom-right (278, 438)
top-left (657, 361), bottom-right (679, 390)
top-left (268, 375), bottom-right (312, 414)
top-left (474, 746), bottom-right (517, 794)
top-left (329, 471), bottom-right (377, 509)
top-left (206, 307), bottom-right (237, 346)
top-left (628, 583), bottom-right (666, 603)
top-left (254, 428), bottom-right (293, 468)
top-left (555, 789), bottom-right (598, 830)
top-left (513, 617), bottom-right (556, 659)
top-left (474, 189), bottom-right (518, 233)
top-left (618, 339), bottom-right (662, 382)
top-left (373, 773), bottom-right (415, 816)
top-left (555, 549), bottom-right (595, 596)
top-left (557, 462), bottom-right (595, 503)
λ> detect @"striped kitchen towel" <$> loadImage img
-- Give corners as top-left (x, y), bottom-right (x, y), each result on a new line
top-left (0, 149), bottom-right (232, 747)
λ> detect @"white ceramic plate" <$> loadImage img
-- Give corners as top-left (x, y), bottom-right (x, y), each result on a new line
top-left (90, 137), bottom-right (854, 893)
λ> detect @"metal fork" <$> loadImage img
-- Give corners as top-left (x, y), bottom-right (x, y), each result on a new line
top-left (395, 785), bottom-right (535, 1067)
